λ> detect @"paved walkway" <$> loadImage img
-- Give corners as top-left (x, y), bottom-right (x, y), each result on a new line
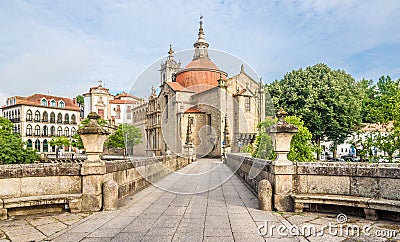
top-left (0, 159), bottom-right (399, 241)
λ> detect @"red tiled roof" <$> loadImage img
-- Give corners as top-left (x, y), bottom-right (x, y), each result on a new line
top-left (184, 107), bottom-right (204, 113)
top-left (114, 92), bottom-right (141, 100)
top-left (6, 94), bottom-right (80, 111)
top-left (166, 82), bottom-right (195, 92)
top-left (109, 100), bottom-right (139, 104)
top-left (185, 58), bottom-right (219, 69)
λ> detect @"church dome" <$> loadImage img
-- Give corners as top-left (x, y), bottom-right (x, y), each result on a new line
top-left (185, 58), bottom-right (219, 69)
top-left (174, 18), bottom-right (227, 91)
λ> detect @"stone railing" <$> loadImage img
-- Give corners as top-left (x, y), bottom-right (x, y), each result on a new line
top-left (225, 109), bottom-right (400, 220)
top-left (0, 112), bottom-right (191, 219)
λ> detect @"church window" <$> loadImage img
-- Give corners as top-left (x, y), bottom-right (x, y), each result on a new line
top-left (245, 97), bottom-right (251, 111)
top-left (165, 95), bottom-right (169, 119)
top-left (207, 114), bottom-right (212, 134)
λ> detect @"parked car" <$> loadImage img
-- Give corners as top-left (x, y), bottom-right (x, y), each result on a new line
top-left (341, 156), bottom-right (360, 162)
top-left (330, 158), bottom-right (345, 162)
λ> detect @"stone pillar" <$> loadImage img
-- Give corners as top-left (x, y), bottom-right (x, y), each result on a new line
top-left (258, 180), bottom-right (272, 211)
top-left (267, 108), bottom-right (298, 211)
top-left (78, 112), bottom-right (110, 212)
top-left (184, 115), bottom-right (195, 163)
top-left (103, 180), bottom-right (119, 211)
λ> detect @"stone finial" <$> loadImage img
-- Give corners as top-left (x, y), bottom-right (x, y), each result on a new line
top-left (267, 108), bottom-right (298, 165)
top-left (240, 64), bottom-right (245, 73)
top-left (78, 112), bottom-right (110, 163)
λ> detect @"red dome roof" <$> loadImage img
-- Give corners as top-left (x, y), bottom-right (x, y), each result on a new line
top-left (185, 58), bottom-right (219, 70)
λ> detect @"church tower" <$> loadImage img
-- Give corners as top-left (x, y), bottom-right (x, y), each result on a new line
top-left (160, 44), bottom-right (181, 85)
top-left (193, 16), bottom-right (210, 60)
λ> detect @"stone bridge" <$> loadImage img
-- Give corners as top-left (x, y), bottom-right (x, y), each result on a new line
top-left (0, 112), bottom-right (399, 241)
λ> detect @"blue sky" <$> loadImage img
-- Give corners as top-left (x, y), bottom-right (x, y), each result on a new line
top-left (0, 0), bottom-right (399, 105)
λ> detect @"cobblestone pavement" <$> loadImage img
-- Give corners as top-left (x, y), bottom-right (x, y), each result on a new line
top-left (0, 159), bottom-right (399, 242)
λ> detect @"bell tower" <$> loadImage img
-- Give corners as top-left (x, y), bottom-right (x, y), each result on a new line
top-left (160, 44), bottom-right (181, 85)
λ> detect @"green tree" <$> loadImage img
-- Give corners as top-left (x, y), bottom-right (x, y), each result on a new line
top-left (0, 117), bottom-right (38, 164)
top-left (49, 136), bottom-right (70, 148)
top-left (251, 118), bottom-right (276, 159)
top-left (105, 124), bottom-right (142, 150)
top-left (252, 116), bottom-right (316, 162)
top-left (286, 116), bottom-right (317, 162)
top-left (71, 133), bottom-right (84, 149)
top-left (76, 95), bottom-right (84, 106)
top-left (267, 63), bottom-right (363, 159)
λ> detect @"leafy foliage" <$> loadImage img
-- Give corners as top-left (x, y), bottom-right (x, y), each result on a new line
top-left (251, 116), bottom-right (316, 162)
top-left (49, 136), bottom-right (70, 148)
top-left (71, 133), bottom-right (84, 149)
top-left (76, 95), bottom-right (84, 106)
top-left (0, 117), bottom-right (38, 164)
top-left (105, 124), bottom-right (142, 149)
top-left (286, 116), bottom-right (318, 162)
top-left (267, 63), bottom-right (363, 158)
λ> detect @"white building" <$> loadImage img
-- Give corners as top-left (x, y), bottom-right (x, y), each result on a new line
top-left (1, 94), bottom-right (81, 153)
top-left (83, 83), bottom-right (143, 125)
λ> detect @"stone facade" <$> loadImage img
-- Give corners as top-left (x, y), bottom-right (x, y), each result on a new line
top-left (1, 94), bottom-right (81, 153)
top-left (132, 19), bottom-right (265, 157)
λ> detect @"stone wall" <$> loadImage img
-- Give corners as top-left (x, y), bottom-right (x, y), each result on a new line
top-left (295, 162), bottom-right (400, 200)
top-left (226, 153), bottom-right (400, 210)
top-left (0, 155), bottom-right (190, 218)
top-left (104, 156), bottom-right (189, 199)
top-left (0, 163), bottom-right (82, 198)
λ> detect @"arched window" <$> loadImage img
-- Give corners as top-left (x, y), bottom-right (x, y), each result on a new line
top-left (57, 127), bottom-right (63, 136)
top-left (35, 140), bottom-right (40, 151)
top-left (35, 111), bottom-right (40, 122)
top-left (58, 101), bottom-right (65, 108)
top-left (41, 98), bottom-right (48, 106)
top-left (27, 139), bottom-right (33, 149)
top-left (50, 112), bottom-right (55, 123)
top-left (35, 125), bottom-right (40, 136)
top-left (64, 127), bottom-right (69, 137)
top-left (42, 111), bottom-right (48, 122)
top-left (71, 127), bottom-right (76, 136)
top-left (17, 109), bottom-right (20, 119)
top-left (65, 113), bottom-right (69, 124)
top-left (26, 110), bottom-right (32, 121)
top-left (50, 100), bottom-right (56, 107)
top-left (57, 113), bottom-right (62, 123)
top-left (51, 126), bottom-right (55, 136)
top-left (43, 140), bottom-right (48, 152)
top-left (26, 125), bottom-right (32, 136)
top-left (71, 114), bottom-right (76, 124)
top-left (43, 125), bottom-right (48, 136)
